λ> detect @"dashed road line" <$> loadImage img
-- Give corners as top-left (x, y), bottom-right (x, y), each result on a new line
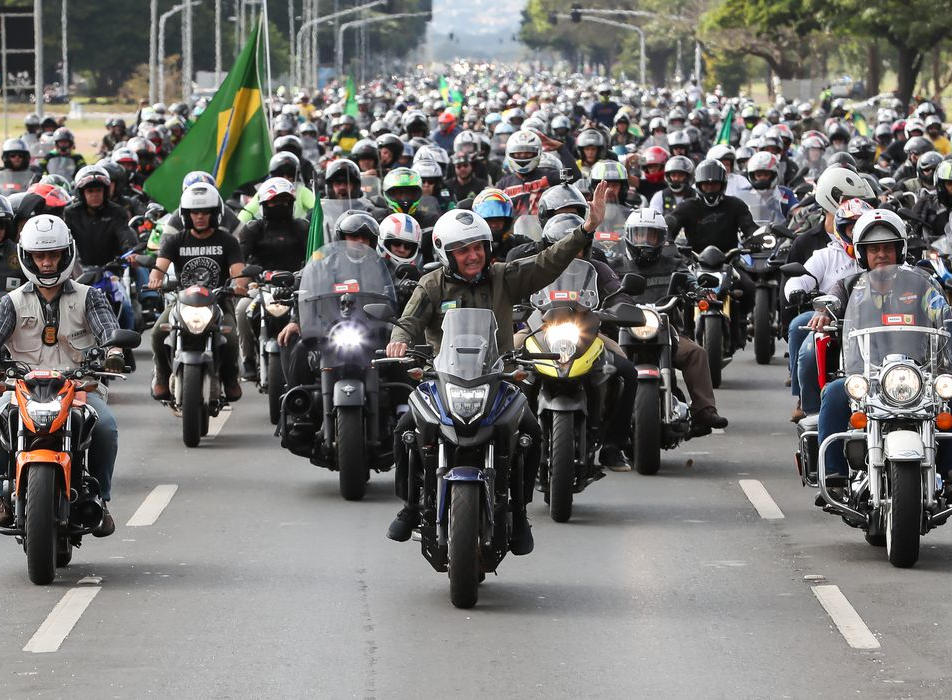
top-left (812, 584), bottom-right (881, 650)
top-left (23, 583), bottom-right (101, 653)
top-left (126, 484), bottom-right (179, 527)
top-left (205, 406), bottom-right (233, 440)
top-left (739, 479), bottom-right (785, 519)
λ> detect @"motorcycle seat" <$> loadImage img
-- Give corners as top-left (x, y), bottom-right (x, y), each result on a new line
top-left (798, 413), bottom-right (819, 430)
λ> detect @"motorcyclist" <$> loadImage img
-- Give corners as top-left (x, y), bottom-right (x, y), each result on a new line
top-left (925, 115), bottom-right (952, 156)
top-left (0, 138), bottom-right (39, 195)
top-left (376, 133), bottom-right (404, 176)
top-left (912, 160), bottom-right (952, 239)
top-left (472, 187), bottom-right (533, 262)
top-left (380, 167), bottom-right (439, 231)
top-left (589, 160), bottom-right (633, 217)
top-left (744, 152), bottom-right (799, 223)
top-left (609, 111), bottom-right (639, 148)
top-left (706, 144), bottom-right (748, 197)
top-left (383, 180), bottom-right (615, 552)
top-left (446, 152), bottom-right (487, 203)
top-left (893, 136), bottom-right (932, 183)
top-left (901, 150), bottom-right (942, 195)
top-left (496, 130), bottom-right (563, 217)
top-left (237, 152), bottom-right (316, 224)
top-left (576, 129), bottom-right (607, 178)
top-left (0, 216), bottom-right (127, 533)
top-left (158, 171), bottom-right (242, 238)
top-left (413, 159), bottom-right (456, 216)
top-left (99, 117), bottom-right (129, 157)
top-left (0, 196), bottom-right (26, 295)
top-left (636, 146), bottom-right (670, 201)
top-left (430, 111), bottom-right (461, 153)
top-left (330, 114), bottom-right (359, 155)
top-left (235, 177), bottom-right (309, 379)
top-left (623, 207), bottom-right (729, 434)
top-left (147, 183), bottom-right (247, 403)
top-left (589, 83), bottom-right (620, 128)
top-left (350, 138), bottom-right (380, 177)
top-left (40, 127), bottom-right (87, 179)
top-left (649, 155), bottom-right (695, 214)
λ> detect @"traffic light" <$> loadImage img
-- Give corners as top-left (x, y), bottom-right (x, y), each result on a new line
top-left (570, 4), bottom-right (582, 22)
top-left (548, 11), bottom-right (558, 25)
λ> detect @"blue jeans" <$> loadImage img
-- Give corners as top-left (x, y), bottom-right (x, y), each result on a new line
top-left (135, 266), bottom-right (159, 301)
top-left (819, 377), bottom-right (952, 480)
top-left (118, 296), bottom-right (135, 330)
top-left (788, 310), bottom-right (813, 397)
top-left (0, 392), bottom-right (118, 501)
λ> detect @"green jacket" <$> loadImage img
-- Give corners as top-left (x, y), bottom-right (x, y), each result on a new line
top-left (391, 226), bottom-right (591, 355)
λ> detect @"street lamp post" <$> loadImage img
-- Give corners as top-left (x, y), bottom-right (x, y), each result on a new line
top-left (336, 11), bottom-right (429, 80)
top-left (33, 0), bottom-right (42, 117)
top-left (149, 0), bottom-right (158, 104)
top-left (159, 1), bottom-right (202, 106)
top-left (61, 0), bottom-right (68, 101)
top-left (294, 0), bottom-right (386, 89)
top-left (564, 14), bottom-right (645, 87)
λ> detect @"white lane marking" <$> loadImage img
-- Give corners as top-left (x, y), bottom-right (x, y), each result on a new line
top-left (23, 586), bottom-right (101, 653)
top-left (812, 584), bottom-right (881, 650)
top-left (205, 406), bottom-right (233, 440)
top-left (739, 479), bottom-right (785, 519)
top-left (126, 484), bottom-right (179, 527)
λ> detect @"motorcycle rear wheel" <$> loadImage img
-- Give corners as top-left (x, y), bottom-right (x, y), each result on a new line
top-left (56, 536), bottom-right (73, 567)
top-left (886, 460), bottom-right (922, 568)
top-left (448, 482), bottom-right (481, 609)
top-left (181, 365), bottom-right (204, 448)
top-left (753, 287), bottom-right (774, 365)
top-left (633, 380), bottom-right (661, 475)
top-left (548, 411), bottom-right (575, 523)
top-left (336, 407), bottom-right (367, 501)
top-left (25, 465), bottom-right (57, 585)
top-left (702, 316), bottom-right (723, 389)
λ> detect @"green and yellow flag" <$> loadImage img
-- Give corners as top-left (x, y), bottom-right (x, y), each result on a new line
top-left (144, 19), bottom-right (272, 212)
top-left (716, 105), bottom-right (735, 146)
top-left (343, 76), bottom-right (359, 118)
top-left (305, 193), bottom-right (324, 262)
top-left (849, 110), bottom-right (870, 137)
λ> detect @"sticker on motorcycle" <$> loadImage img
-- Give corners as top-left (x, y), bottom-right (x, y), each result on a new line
top-left (882, 313), bottom-right (915, 325)
top-left (594, 231), bottom-right (621, 241)
top-left (549, 290), bottom-right (579, 301)
top-left (333, 280), bottom-right (360, 294)
top-left (899, 292), bottom-right (917, 305)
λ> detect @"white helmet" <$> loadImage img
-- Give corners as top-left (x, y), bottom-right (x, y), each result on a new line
top-left (257, 176), bottom-right (297, 203)
top-left (452, 129), bottom-right (480, 155)
top-left (505, 130), bottom-right (543, 175)
top-left (746, 151), bottom-right (779, 190)
top-left (706, 144), bottom-right (735, 161)
top-left (814, 167), bottom-right (874, 215)
top-left (412, 159), bottom-right (443, 181)
top-left (413, 144), bottom-right (449, 175)
top-left (852, 208), bottom-right (907, 269)
top-left (180, 183), bottom-right (223, 231)
top-left (432, 209), bottom-right (493, 276)
top-left (18, 215), bottom-right (77, 288)
top-left (625, 207), bottom-right (668, 264)
top-left (377, 213), bottom-right (423, 266)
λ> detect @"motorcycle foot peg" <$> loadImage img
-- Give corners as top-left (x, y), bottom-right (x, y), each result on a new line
top-left (518, 434), bottom-right (532, 448)
top-left (401, 430), bottom-right (415, 445)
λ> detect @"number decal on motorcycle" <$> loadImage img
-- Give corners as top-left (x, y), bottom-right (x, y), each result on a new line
top-left (882, 313), bottom-right (915, 326)
top-left (594, 231), bottom-right (621, 241)
top-left (333, 280), bottom-right (360, 294)
top-left (549, 290), bottom-right (579, 301)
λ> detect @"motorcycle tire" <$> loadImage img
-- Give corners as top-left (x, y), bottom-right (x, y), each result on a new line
top-left (56, 536), bottom-right (73, 567)
top-left (25, 465), bottom-right (57, 585)
top-left (703, 316), bottom-right (723, 389)
top-left (267, 354), bottom-right (284, 426)
top-left (549, 411), bottom-right (575, 523)
top-left (336, 407), bottom-right (367, 501)
top-left (753, 287), bottom-right (774, 365)
top-left (181, 365), bottom-right (204, 448)
top-left (633, 380), bottom-right (662, 475)
top-left (448, 482), bottom-right (481, 609)
top-left (886, 460), bottom-right (922, 568)
top-left (865, 505), bottom-right (886, 547)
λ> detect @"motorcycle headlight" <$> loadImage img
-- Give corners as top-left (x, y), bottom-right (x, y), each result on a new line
top-left (446, 383), bottom-right (490, 424)
top-left (631, 308), bottom-right (660, 340)
top-left (880, 364), bottom-right (923, 405)
top-left (935, 374), bottom-right (952, 400)
top-left (26, 398), bottom-right (63, 433)
top-left (179, 304), bottom-right (213, 334)
top-left (845, 374), bottom-right (869, 400)
top-left (330, 325), bottom-right (364, 349)
top-left (544, 322), bottom-right (580, 364)
top-left (265, 302), bottom-right (290, 317)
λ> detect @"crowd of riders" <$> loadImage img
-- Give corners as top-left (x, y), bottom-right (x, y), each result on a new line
top-left (2, 61), bottom-right (952, 553)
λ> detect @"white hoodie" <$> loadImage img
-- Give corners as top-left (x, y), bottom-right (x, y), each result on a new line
top-left (783, 240), bottom-right (860, 301)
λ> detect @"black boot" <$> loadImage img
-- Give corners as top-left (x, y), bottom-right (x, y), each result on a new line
top-left (510, 511), bottom-right (534, 555)
top-left (387, 505), bottom-right (419, 542)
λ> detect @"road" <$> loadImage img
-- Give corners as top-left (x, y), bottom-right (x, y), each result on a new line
top-left (1, 340), bottom-right (951, 699)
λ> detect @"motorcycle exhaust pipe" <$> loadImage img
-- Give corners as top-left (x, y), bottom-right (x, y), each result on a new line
top-left (284, 386), bottom-right (313, 417)
top-left (72, 492), bottom-right (105, 528)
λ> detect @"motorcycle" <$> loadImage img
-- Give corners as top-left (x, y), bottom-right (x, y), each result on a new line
top-left (590, 203), bottom-right (632, 273)
top-left (368, 306), bottom-right (541, 608)
top-left (320, 197), bottom-right (376, 243)
top-left (0, 169), bottom-right (35, 195)
top-left (736, 224), bottom-right (794, 364)
top-left (279, 241), bottom-right (406, 501)
top-left (242, 267), bottom-right (296, 425)
top-left (0, 329), bottom-right (140, 584)
top-left (688, 245), bottom-right (747, 389)
top-left (620, 276), bottom-right (696, 475)
top-left (523, 259), bottom-right (645, 521)
top-left (78, 243), bottom-right (150, 334)
top-left (815, 265), bottom-right (952, 568)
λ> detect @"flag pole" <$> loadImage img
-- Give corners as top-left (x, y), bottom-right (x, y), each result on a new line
top-left (259, 5), bottom-right (274, 140)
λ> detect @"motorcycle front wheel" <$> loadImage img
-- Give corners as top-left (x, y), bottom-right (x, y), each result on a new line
top-left (548, 411), bottom-right (576, 523)
top-left (181, 364), bottom-right (205, 448)
top-left (886, 460), bottom-right (922, 568)
top-left (448, 482), bottom-right (481, 609)
top-left (753, 287), bottom-right (774, 365)
top-left (702, 316), bottom-right (723, 389)
top-left (336, 407), bottom-right (367, 501)
top-left (633, 380), bottom-right (661, 475)
top-left (25, 464), bottom-right (58, 585)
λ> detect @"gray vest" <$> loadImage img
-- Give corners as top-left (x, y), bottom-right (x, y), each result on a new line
top-left (7, 283), bottom-right (95, 369)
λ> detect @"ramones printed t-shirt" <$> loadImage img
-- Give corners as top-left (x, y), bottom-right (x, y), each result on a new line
top-left (159, 228), bottom-right (244, 289)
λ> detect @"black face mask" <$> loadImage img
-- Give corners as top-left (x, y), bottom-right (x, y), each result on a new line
top-left (263, 202), bottom-right (293, 223)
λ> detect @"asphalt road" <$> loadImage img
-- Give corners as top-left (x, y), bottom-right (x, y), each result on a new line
top-left (1, 339), bottom-right (951, 699)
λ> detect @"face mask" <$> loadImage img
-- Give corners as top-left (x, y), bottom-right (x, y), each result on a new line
top-left (263, 202), bottom-right (293, 222)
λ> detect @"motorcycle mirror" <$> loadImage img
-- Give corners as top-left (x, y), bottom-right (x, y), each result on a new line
top-left (363, 303), bottom-right (396, 322)
top-left (780, 262), bottom-right (809, 277)
top-left (598, 302), bottom-right (646, 326)
top-left (133, 242), bottom-right (148, 253)
top-left (667, 271), bottom-right (689, 295)
top-left (393, 263), bottom-right (421, 281)
top-left (422, 261), bottom-right (441, 273)
top-left (269, 271), bottom-right (296, 287)
top-left (812, 294), bottom-right (841, 314)
top-left (134, 254), bottom-right (156, 269)
top-left (105, 328), bottom-right (141, 350)
top-left (620, 273), bottom-right (646, 295)
top-left (512, 304), bottom-right (532, 324)
top-left (241, 264), bottom-right (263, 279)
top-left (128, 216), bottom-right (146, 229)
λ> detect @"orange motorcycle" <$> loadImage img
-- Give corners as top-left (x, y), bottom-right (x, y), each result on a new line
top-left (0, 329), bottom-right (139, 584)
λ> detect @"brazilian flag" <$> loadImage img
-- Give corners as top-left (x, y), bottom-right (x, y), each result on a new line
top-left (343, 76), bottom-right (359, 118)
top-left (716, 106), bottom-right (735, 146)
top-left (144, 19), bottom-right (272, 212)
top-left (849, 110), bottom-right (870, 137)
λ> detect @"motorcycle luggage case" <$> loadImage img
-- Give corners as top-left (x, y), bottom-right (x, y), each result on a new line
top-left (798, 414), bottom-right (819, 487)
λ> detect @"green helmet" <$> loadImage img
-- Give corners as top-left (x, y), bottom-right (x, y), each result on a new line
top-left (589, 160), bottom-right (627, 182)
top-left (382, 167), bottom-right (423, 215)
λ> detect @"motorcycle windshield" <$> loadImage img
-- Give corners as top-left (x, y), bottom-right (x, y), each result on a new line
top-left (529, 258), bottom-right (600, 311)
top-left (44, 156), bottom-right (78, 180)
top-left (298, 241), bottom-right (396, 339)
top-left (591, 203), bottom-right (630, 264)
top-left (737, 189), bottom-right (784, 226)
top-left (360, 174), bottom-right (381, 198)
top-left (319, 198), bottom-right (373, 242)
top-left (513, 215), bottom-right (542, 241)
top-left (434, 308), bottom-right (503, 382)
top-left (0, 170), bottom-right (32, 194)
top-left (842, 265), bottom-right (950, 374)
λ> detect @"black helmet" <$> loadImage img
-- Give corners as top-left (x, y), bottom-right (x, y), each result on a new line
top-left (333, 209), bottom-right (379, 246)
top-left (97, 158), bottom-right (127, 190)
top-left (826, 121), bottom-right (851, 143)
top-left (847, 135), bottom-right (876, 167)
top-left (917, 150), bottom-right (943, 183)
top-left (693, 159), bottom-right (728, 207)
top-left (324, 159), bottom-right (361, 197)
top-left (904, 136), bottom-right (933, 157)
top-left (826, 152), bottom-right (858, 170)
top-left (350, 138), bottom-right (379, 165)
top-left (0, 194), bottom-right (13, 241)
top-left (537, 183), bottom-right (588, 227)
top-left (274, 134), bottom-right (304, 160)
top-left (668, 129), bottom-right (691, 149)
top-left (269, 152), bottom-right (300, 181)
top-left (376, 133), bottom-right (404, 161)
top-left (664, 155), bottom-right (695, 194)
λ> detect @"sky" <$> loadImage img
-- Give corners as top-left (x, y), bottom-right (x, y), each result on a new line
top-left (425, 0), bottom-right (524, 60)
